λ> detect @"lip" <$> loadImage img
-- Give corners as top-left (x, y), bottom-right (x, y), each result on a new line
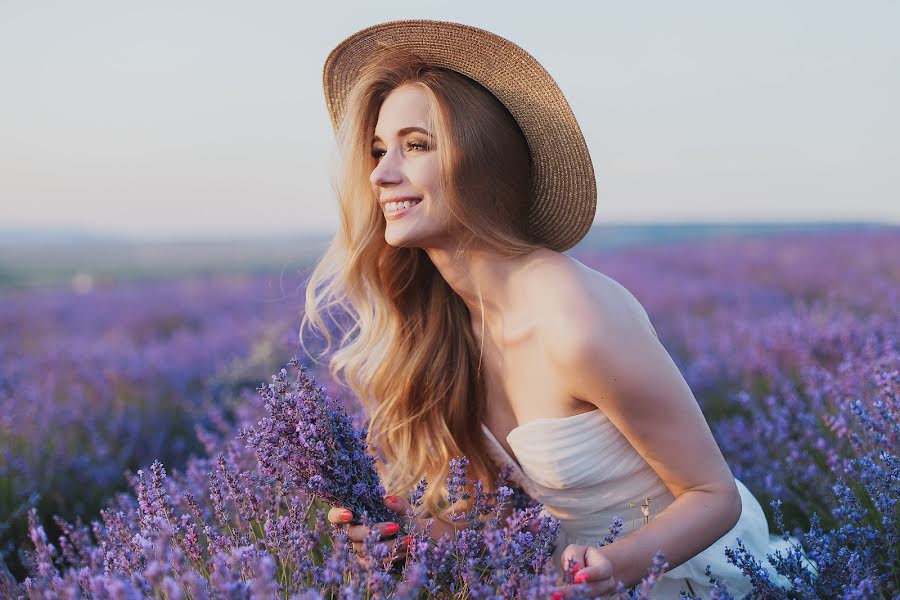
top-left (384, 201), bottom-right (421, 221)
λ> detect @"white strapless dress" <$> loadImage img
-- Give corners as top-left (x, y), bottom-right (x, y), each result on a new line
top-left (481, 409), bottom-right (798, 599)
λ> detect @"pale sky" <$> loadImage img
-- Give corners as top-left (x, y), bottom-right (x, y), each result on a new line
top-left (1, 1), bottom-right (898, 240)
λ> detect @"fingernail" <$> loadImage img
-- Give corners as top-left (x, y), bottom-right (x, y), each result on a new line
top-left (402, 535), bottom-right (412, 548)
top-left (384, 495), bottom-right (399, 505)
top-left (340, 510), bottom-right (353, 522)
top-left (551, 592), bottom-right (563, 600)
top-left (572, 564), bottom-right (581, 574)
top-left (384, 522), bottom-right (400, 536)
top-left (574, 572), bottom-right (588, 584)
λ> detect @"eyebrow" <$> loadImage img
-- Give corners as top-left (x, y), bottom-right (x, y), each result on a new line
top-left (372, 126), bottom-right (433, 144)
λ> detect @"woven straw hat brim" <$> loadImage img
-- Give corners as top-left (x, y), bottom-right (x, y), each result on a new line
top-left (322, 19), bottom-right (596, 252)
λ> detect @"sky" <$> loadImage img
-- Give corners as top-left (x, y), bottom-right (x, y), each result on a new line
top-left (1, 1), bottom-right (898, 240)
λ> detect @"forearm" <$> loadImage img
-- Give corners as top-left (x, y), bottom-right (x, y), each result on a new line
top-left (596, 484), bottom-right (742, 588)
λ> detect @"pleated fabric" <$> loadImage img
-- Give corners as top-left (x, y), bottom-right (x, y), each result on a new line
top-left (482, 409), bottom-right (799, 599)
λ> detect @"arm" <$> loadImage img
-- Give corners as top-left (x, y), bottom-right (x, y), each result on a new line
top-left (543, 280), bottom-right (741, 589)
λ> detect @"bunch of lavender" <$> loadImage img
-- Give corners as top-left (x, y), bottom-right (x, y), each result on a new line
top-left (238, 356), bottom-right (393, 525)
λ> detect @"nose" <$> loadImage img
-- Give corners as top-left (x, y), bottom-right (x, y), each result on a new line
top-left (369, 147), bottom-right (403, 188)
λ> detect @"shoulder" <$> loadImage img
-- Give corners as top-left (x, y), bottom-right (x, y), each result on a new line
top-left (520, 253), bottom-right (658, 365)
top-left (523, 255), bottom-right (690, 422)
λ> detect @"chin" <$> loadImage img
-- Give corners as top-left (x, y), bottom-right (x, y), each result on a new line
top-left (384, 232), bottom-right (417, 249)
top-left (383, 224), bottom-right (444, 250)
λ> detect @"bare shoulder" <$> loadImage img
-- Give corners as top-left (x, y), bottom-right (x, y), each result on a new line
top-left (520, 251), bottom-right (656, 343)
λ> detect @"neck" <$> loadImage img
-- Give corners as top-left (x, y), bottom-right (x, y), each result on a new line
top-left (423, 243), bottom-right (548, 335)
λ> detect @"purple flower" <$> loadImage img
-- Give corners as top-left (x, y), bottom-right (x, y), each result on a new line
top-left (238, 357), bottom-right (392, 524)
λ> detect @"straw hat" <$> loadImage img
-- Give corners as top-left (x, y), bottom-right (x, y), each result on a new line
top-left (322, 19), bottom-right (597, 252)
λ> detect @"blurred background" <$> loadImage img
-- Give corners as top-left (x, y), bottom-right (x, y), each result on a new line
top-left (1, 0), bottom-right (898, 587)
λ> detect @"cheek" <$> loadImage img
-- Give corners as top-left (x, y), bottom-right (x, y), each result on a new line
top-left (413, 158), bottom-right (441, 193)
top-left (421, 167), bottom-right (441, 195)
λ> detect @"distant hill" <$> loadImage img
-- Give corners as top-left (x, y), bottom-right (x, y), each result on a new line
top-left (575, 222), bottom-right (892, 251)
top-left (0, 229), bottom-right (128, 243)
top-left (0, 223), bottom-right (893, 291)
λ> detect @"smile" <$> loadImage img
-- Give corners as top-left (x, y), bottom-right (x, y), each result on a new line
top-left (384, 199), bottom-right (422, 220)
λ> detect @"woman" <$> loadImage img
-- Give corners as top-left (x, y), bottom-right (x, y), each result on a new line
top-left (302, 20), bottom-right (788, 598)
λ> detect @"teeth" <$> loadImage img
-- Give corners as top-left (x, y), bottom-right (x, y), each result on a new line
top-left (386, 199), bottom-right (421, 212)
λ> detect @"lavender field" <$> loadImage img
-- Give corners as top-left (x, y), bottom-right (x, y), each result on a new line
top-left (0, 228), bottom-right (897, 598)
top-left (0, 273), bottom-right (313, 579)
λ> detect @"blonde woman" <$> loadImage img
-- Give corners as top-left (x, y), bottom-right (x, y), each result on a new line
top-left (303, 20), bottom-right (785, 598)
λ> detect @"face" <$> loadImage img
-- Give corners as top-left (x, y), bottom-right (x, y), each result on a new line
top-left (370, 84), bottom-right (457, 249)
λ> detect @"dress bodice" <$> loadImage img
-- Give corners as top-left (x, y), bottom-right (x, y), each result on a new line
top-left (481, 409), bottom-right (791, 598)
top-left (482, 409), bottom-right (674, 544)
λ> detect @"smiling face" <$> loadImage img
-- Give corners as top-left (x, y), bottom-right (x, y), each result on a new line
top-left (370, 84), bottom-right (458, 249)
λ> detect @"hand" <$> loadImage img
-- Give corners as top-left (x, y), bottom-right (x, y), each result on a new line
top-left (327, 495), bottom-right (411, 561)
top-left (550, 543), bottom-right (617, 598)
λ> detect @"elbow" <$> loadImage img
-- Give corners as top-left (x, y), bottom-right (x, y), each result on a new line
top-left (722, 480), bottom-right (742, 533)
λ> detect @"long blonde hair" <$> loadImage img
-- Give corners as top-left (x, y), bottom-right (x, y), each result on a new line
top-left (301, 48), bottom-right (544, 521)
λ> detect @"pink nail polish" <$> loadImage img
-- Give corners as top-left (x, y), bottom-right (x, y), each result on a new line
top-left (384, 522), bottom-right (400, 536)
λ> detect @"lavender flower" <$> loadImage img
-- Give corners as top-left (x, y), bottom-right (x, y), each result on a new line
top-left (238, 357), bottom-right (392, 524)
top-left (601, 515), bottom-right (624, 547)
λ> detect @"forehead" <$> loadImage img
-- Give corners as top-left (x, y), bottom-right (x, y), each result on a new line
top-left (373, 84), bottom-right (432, 135)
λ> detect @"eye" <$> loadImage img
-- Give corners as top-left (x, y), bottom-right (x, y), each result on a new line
top-left (371, 140), bottom-right (429, 160)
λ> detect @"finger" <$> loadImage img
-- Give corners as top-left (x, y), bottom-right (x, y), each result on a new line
top-left (383, 495), bottom-right (411, 514)
top-left (580, 547), bottom-right (615, 581)
top-left (327, 507), bottom-right (354, 525)
top-left (560, 544), bottom-right (588, 574)
top-left (348, 520), bottom-right (401, 543)
top-left (346, 524), bottom-right (371, 543)
top-left (573, 570), bottom-right (614, 586)
top-left (379, 521), bottom-right (401, 539)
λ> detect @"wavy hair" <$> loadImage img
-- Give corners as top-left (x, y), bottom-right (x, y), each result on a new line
top-left (301, 47), bottom-right (544, 522)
